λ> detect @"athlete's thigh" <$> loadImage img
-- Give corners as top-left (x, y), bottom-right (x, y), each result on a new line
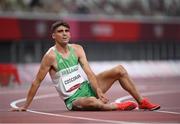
top-left (96, 66), bottom-right (119, 93)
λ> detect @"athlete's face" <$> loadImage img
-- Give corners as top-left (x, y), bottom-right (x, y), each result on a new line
top-left (52, 25), bottom-right (71, 45)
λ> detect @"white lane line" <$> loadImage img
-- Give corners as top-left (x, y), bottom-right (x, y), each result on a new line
top-left (115, 90), bottom-right (180, 115)
top-left (10, 90), bottom-right (180, 124)
top-left (28, 109), bottom-right (124, 124)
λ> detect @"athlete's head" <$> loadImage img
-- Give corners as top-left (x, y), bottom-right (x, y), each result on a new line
top-left (51, 21), bottom-right (71, 45)
top-left (51, 21), bottom-right (70, 33)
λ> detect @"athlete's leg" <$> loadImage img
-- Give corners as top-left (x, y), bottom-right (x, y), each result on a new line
top-left (72, 65), bottom-right (159, 111)
top-left (96, 65), bottom-right (143, 104)
top-left (72, 97), bottom-right (116, 111)
top-left (72, 96), bottom-right (137, 111)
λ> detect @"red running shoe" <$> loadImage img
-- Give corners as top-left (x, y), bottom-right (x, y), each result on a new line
top-left (115, 101), bottom-right (137, 111)
top-left (139, 98), bottom-right (160, 111)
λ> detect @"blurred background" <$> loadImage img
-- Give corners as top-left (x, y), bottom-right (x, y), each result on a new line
top-left (0, 0), bottom-right (180, 86)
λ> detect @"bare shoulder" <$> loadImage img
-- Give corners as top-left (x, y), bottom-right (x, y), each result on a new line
top-left (70, 44), bottom-right (84, 56)
top-left (42, 46), bottom-right (56, 63)
top-left (71, 44), bottom-right (83, 50)
top-left (71, 44), bottom-right (85, 59)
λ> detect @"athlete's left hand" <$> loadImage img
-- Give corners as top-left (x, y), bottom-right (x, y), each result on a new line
top-left (96, 88), bottom-right (109, 103)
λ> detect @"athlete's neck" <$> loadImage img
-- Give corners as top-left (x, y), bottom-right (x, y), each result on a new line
top-left (55, 43), bottom-right (69, 54)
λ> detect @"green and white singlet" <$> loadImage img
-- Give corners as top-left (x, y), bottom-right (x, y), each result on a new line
top-left (51, 45), bottom-right (96, 110)
top-left (51, 45), bottom-right (86, 100)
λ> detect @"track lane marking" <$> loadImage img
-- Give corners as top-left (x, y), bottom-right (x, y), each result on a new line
top-left (10, 90), bottom-right (180, 123)
top-left (10, 94), bottom-right (124, 124)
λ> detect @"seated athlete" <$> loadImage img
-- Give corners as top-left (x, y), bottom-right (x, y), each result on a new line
top-left (12, 21), bottom-right (160, 111)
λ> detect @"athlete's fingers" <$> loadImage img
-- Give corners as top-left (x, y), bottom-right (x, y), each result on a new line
top-left (11, 107), bottom-right (27, 112)
top-left (99, 94), bottom-right (109, 103)
top-left (96, 88), bottom-right (109, 103)
top-left (101, 98), bottom-right (108, 104)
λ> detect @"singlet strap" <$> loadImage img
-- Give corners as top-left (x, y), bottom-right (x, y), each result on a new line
top-left (52, 47), bottom-right (62, 71)
top-left (68, 45), bottom-right (75, 55)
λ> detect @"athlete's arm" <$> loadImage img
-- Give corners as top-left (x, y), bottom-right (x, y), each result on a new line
top-left (12, 50), bottom-right (55, 111)
top-left (73, 44), bottom-right (108, 103)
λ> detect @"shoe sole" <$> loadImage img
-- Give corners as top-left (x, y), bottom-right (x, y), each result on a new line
top-left (139, 105), bottom-right (161, 111)
top-left (150, 105), bottom-right (161, 111)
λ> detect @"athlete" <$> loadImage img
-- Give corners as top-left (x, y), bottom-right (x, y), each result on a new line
top-left (13, 21), bottom-right (160, 111)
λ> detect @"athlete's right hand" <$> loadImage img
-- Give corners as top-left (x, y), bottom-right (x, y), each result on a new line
top-left (11, 107), bottom-right (27, 112)
top-left (96, 88), bottom-right (109, 104)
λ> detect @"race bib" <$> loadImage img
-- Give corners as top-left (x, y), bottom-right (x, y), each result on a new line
top-left (60, 65), bottom-right (85, 92)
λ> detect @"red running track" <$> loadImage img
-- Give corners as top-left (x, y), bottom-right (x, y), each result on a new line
top-left (0, 77), bottom-right (180, 123)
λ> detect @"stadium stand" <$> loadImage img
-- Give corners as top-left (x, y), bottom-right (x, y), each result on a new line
top-left (0, 0), bottom-right (180, 16)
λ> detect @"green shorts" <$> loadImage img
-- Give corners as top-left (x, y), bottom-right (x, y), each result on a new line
top-left (64, 81), bottom-right (96, 110)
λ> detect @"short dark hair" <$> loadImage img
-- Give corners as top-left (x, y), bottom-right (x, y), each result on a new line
top-left (51, 20), bottom-right (70, 33)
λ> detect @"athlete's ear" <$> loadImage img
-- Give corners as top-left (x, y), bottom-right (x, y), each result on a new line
top-left (52, 33), bottom-right (55, 39)
top-left (69, 33), bottom-right (71, 39)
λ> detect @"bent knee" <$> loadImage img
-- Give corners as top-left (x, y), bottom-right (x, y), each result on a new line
top-left (114, 65), bottom-right (128, 77)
